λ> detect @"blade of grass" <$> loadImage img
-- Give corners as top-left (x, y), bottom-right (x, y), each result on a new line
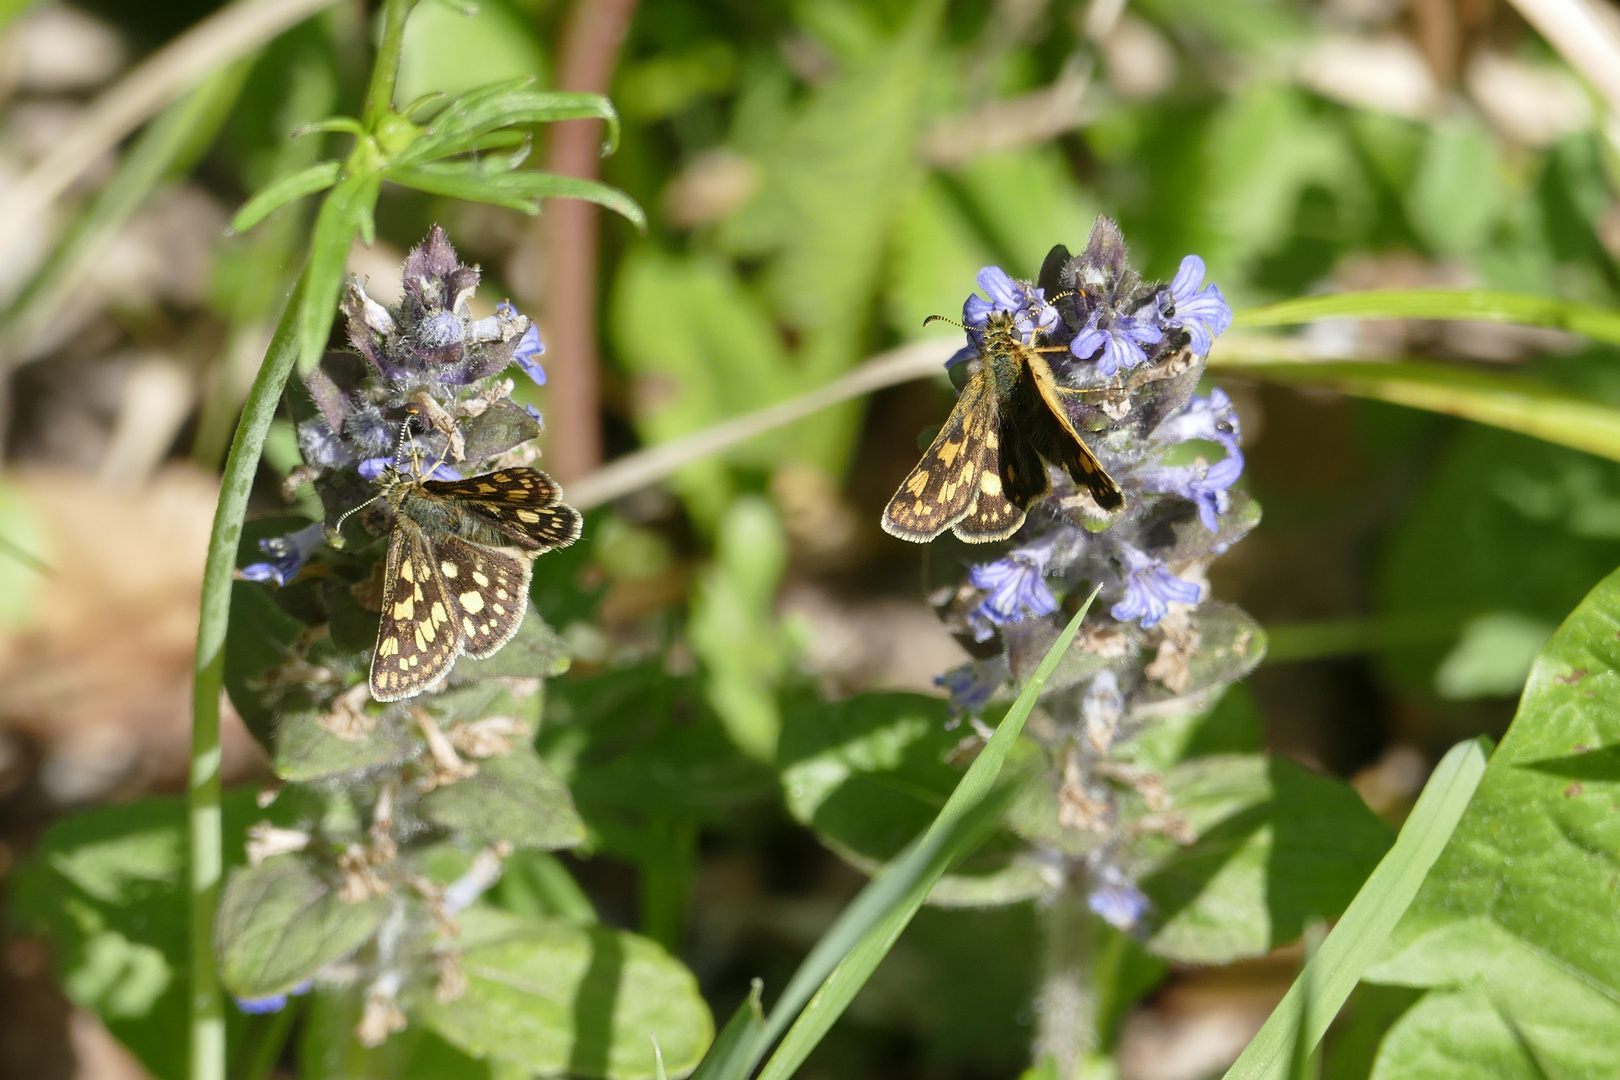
top-left (1208, 360), bottom-right (1620, 463)
top-left (188, 269), bottom-right (306, 1080)
top-left (1234, 289), bottom-right (1620, 347)
top-left (708, 593), bottom-right (1098, 1080)
top-left (1222, 736), bottom-right (1492, 1080)
top-left (689, 981), bottom-right (766, 1080)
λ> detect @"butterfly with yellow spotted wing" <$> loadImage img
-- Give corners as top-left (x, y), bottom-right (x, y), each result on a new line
top-left (882, 310), bottom-right (1125, 544)
top-left (366, 464), bottom-right (582, 702)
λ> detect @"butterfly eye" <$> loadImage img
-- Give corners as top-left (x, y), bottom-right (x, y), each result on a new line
top-left (1161, 302), bottom-right (1176, 318)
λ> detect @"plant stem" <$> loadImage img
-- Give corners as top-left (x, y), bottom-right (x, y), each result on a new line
top-left (363, 0), bottom-right (417, 129)
top-left (1034, 888), bottom-right (1103, 1080)
top-left (187, 272), bottom-right (306, 1080)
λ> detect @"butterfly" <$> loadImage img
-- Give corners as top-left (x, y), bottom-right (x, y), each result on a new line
top-left (882, 310), bottom-right (1124, 544)
top-left (364, 464), bottom-right (582, 702)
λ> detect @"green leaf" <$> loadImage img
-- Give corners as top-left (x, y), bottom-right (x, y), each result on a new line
top-left (1361, 564), bottom-right (1620, 1076)
top-left (223, 577), bottom-right (308, 748)
top-left (218, 856), bottom-right (390, 998)
top-left (1209, 359), bottom-right (1620, 465)
top-left (1222, 738), bottom-right (1489, 1079)
top-left (394, 80), bottom-right (621, 165)
top-left (385, 162), bottom-right (645, 228)
top-left (230, 160), bottom-right (342, 234)
top-left (1139, 754), bottom-right (1393, 964)
top-left (1406, 116), bottom-right (1507, 257)
top-left (743, 595), bottom-right (1097, 1080)
top-left (417, 908), bottom-right (713, 1080)
top-left (458, 399), bottom-right (542, 463)
top-left (418, 746), bottom-right (587, 849)
top-left (297, 170), bottom-right (381, 375)
top-left (1235, 289), bottom-right (1620, 346)
top-left (8, 791), bottom-right (266, 1080)
top-left (273, 705), bottom-right (416, 782)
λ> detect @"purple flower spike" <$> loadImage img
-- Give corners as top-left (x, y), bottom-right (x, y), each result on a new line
top-left (1111, 542), bottom-right (1201, 628)
top-left (1070, 310), bottom-right (1163, 376)
top-left (241, 523), bottom-right (325, 587)
top-left (1087, 863), bottom-right (1150, 930)
top-left (956, 266), bottom-right (1059, 358)
top-left (358, 457), bottom-right (461, 482)
top-left (1161, 255), bottom-right (1233, 354)
top-left (967, 539), bottom-right (1059, 638)
top-left (1155, 388), bottom-right (1241, 452)
top-left (1134, 449), bottom-right (1245, 532)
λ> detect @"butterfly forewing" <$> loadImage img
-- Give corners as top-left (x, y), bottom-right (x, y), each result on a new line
top-left (435, 534), bottom-right (532, 659)
top-left (371, 519), bottom-right (463, 702)
top-left (423, 468), bottom-right (582, 551)
top-left (881, 372), bottom-right (998, 542)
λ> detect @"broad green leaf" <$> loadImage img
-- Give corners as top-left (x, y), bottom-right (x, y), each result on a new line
top-left (386, 162), bottom-right (646, 228)
top-left (417, 908), bottom-right (713, 1079)
top-left (1363, 564), bottom-right (1620, 1076)
top-left (274, 705), bottom-right (415, 782)
top-left (223, 573), bottom-right (308, 749)
top-left (1223, 738), bottom-right (1489, 1079)
top-left (1407, 116), bottom-right (1506, 257)
top-left (230, 160), bottom-right (342, 234)
top-left (749, 597), bottom-right (1096, 1080)
top-left (1209, 359), bottom-right (1620, 464)
top-left (8, 792), bottom-right (266, 1080)
top-left (1235, 289), bottom-right (1620, 346)
top-left (1433, 613), bottom-right (1554, 699)
top-left (1369, 987), bottom-right (1543, 1080)
top-left (297, 170), bottom-right (381, 374)
top-left (395, 80), bottom-right (620, 166)
top-left (418, 746), bottom-right (587, 849)
top-left (218, 856), bottom-right (390, 998)
top-left (1138, 755), bottom-right (1392, 964)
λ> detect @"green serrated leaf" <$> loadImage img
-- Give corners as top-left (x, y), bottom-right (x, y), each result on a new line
top-left (1138, 754), bottom-right (1393, 964)
top-left (230, 160), bottom-right (342, 234)
top-left (417, 908), bottom-right (712, 1079)
top-left (218, 856), bottom-right (390, 998)
top-left (1362, 564), bottom-right (1620, 1076)
top-left (274, 706), bottom-right (415, 782)
top-left (419, 747), bottom-right (586, 849)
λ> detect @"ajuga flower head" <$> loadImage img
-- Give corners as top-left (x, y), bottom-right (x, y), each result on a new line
top-left (899, 216), bottom-right (1259, 934)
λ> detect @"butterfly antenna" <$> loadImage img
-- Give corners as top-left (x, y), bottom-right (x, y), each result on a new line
top-left (923, 314), bottom-right (968, 332)
top-left (329, 493), bottom-right (383, 549)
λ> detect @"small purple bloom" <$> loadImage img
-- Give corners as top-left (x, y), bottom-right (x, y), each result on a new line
top-left (512, 323), bottom-right (546, 386)
top-left (948, 266), bottom-right (1058, 367)
top-left (1134, 449), bottom-right (1245, 532)
top-left (522, 401), bottom-right (544, 424)
top-left (967, 540), bottom-right (1059, 639)
top-left (1070, 310), bottom-right (1163, 376)
top-left (1154, 388), bottom-right (1241, 452)
top-left (241, 523), bottom-right (324, 587)
top-left (234, 981), bottom-right (310, 1015)
top-left (1111, 542), bottom-right (1201, 628)
top-left (1160, 255), bottom-right (1232, 354)
top-left (418, 310), bottom-right (465, 349)
top-left (1088, 863), bottom-right (1150, 930)
top-left (357, 458), bottom-right (461, 482)
top-left (935, 657), bottom-right (1007, 718)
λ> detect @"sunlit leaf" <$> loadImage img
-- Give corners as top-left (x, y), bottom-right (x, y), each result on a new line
top-left (230, 160), bottom-right (342, 234)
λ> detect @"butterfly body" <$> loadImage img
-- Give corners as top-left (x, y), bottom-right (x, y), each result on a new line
top-left (368, 465), bottom-right (582, 702)
top-left (882, 312), bottom-right (1124, 544)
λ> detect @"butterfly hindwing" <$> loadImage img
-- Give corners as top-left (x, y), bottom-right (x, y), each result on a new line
top-left (882, 371), bottom-right (998, 542)
top-left (1021, 347), bottom-right (1125, 511)
top-left (953, 417), bottom-right (1045, 542)
top-left (371, 519), bottom-right (462, 702)
top-left (423, 468), bottom-right (582, 552)
top-left (435, 534), bottom-right (532, 659)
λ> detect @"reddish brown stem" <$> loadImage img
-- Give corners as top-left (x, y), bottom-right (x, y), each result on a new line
top-left (532, 0), bottom-right (640, 482)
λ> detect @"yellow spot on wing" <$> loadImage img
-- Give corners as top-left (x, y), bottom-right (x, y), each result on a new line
top-left (441, 562), bottom-right (458, 578)
top-left (461, 591), bottom-right (485, 614)
top-left (981, 472), bottom-right (1002, 496)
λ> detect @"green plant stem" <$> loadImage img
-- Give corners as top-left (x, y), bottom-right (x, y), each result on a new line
top-left (187, 272), bottom-right (305, 1080)
top-left (640, 817), bottom-right (698, 953)
top-left (363, 0), bottom-right (416, 128)
top-left (1033, 889), bottom-right (1103, 1080)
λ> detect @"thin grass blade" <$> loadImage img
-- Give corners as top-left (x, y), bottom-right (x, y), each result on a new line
top-left (1235, 289), bottom-right (1620, 347)
top-left (296, 170), bottom-right (380, 375)
top-left (1222, 736), bottom-right (1492, 1080)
